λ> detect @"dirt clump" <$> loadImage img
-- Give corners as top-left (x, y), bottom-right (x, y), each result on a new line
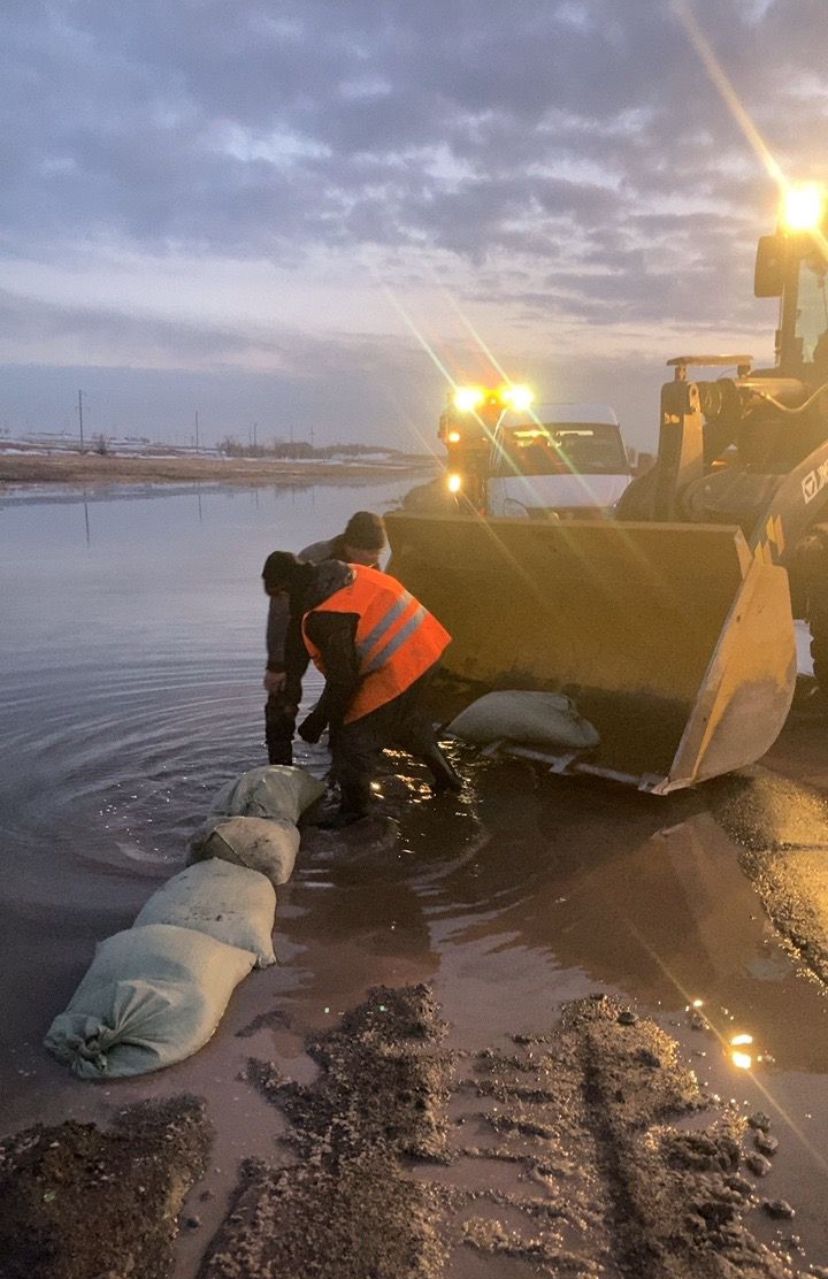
top-left (204, 987), bottom-right (800, 1278)
top-left (202, 984), bottom-right (451, 1279)
top-left (451, 995), bottom-right (795, 1277)
top-left (0, 1095), bottom-right (212, 1279)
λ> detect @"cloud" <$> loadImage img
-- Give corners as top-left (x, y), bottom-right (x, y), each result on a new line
top-left (0, 0), bottom-right (823, 443)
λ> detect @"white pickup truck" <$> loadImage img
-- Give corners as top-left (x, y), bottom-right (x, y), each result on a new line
top-left (485, 402), bottom-right (633, 519)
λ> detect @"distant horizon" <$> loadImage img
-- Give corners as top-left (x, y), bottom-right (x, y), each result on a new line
top-left (1, 2), bottom-right (819, 454)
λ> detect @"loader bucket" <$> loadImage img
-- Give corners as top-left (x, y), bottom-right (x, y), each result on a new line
top-left (385, 513), bottom-right (796, 792)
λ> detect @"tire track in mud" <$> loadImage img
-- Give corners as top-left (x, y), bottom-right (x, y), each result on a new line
top-left (200, 987), bottom-right (799, 1279)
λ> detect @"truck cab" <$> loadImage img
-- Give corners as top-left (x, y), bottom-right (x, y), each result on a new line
top-left (487, 403), bottom-right (632, 519)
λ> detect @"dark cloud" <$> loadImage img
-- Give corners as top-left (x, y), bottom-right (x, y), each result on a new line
top-left (2, 0), bottom-right (823, 259)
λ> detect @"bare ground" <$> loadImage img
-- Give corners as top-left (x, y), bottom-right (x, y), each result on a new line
top-left (0, 988), bottom-right (809, 1279)
top-left (0, 1096), bottom-right (212, 1279)
top-left (0, 452), bottom-right (432, 488)
top-left (203, 986), bottom-right (800, 1279)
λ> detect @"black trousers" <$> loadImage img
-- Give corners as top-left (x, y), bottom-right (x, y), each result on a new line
top-left (264, 692), bottom-right (298, 766)
top-left (332, 664), bottom-right (451, 817)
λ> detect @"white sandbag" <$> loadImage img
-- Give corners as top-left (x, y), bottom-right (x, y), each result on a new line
top-left (44, 924), bottom-right (255, 1080)
top-left (209, 765), bottom-right (325, 825)
top-left (134, 859), bottom-right (276, 967)
top-left (447, 691), bottom-right (600, 751)
top-left (188, 815), bottom-right (300, 888)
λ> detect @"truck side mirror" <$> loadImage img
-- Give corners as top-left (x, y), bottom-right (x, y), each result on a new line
top-left (754, 234), bottom-right (785, 297)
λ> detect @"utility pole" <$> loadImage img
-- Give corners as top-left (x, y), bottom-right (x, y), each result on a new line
top-left (77, 390), bottom-right (85, 451)
top-left (194, 410), bottom-right (199, 452)
top-left (253, 421), bottom-right (258, 448)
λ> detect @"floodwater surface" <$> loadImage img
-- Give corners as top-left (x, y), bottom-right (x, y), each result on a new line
top-left (1, 480), bottom-right (827, 1274)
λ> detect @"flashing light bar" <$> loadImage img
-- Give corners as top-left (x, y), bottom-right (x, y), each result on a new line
top-left (452, 383), bottom-right (535, 413)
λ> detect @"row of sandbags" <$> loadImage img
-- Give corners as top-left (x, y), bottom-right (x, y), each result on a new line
top-left (44, 766), bottom-right (325, 1079)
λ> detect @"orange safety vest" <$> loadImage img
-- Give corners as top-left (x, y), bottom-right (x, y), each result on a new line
top-left (302, 565), bottom-right (451, 723)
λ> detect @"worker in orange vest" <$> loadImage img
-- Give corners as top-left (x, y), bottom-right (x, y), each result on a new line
top-left (261, 552), bottom-right (462, 826)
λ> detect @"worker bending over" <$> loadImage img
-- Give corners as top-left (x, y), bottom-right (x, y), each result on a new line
top-left (260, 552), bottom-right (462, 826)
top-left (263, 511), bottom-right (387, 764)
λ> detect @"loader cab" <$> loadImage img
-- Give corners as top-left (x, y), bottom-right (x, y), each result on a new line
top-left (755, 196), bottom-right (828, 377)
top-left (487, 404), bottom-right (631, 519)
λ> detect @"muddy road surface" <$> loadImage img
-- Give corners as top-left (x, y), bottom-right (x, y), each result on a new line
top-left (3, 705), bottom-right (828, 1278)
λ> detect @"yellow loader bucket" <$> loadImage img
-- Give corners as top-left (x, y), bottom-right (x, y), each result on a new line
top-left (385, 513), bottom-right (796, 793)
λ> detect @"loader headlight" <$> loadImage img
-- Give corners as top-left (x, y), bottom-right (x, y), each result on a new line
top-left (447, 430), bottom-right (462, 444)
top-left (446, 472), bottom-right (463, 493)
top-left (782, 183), bottom-right (824, 232)
top-left (453, 386), bottom-right (485, 412)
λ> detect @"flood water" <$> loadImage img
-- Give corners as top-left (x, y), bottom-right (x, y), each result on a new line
top-left (1, 478), bottom-right (827, 1274)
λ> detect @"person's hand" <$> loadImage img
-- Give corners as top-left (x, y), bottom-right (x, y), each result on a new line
top-left (263, 670), bottom-right (287, 694)
top-left (298, 710), bottom-right (326, 743)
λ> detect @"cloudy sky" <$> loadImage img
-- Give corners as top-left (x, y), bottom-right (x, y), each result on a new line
top-left (1, 0), bottom-right (825, 451)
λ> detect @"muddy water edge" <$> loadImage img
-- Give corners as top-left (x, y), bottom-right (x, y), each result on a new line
top-left (1, 481), bottom-right (828, 1277)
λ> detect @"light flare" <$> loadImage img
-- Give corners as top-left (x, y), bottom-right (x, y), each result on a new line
top-left (672, 2), bottom-right (785, 189)
top-left (453, 386), bottom-right (485, 412)
top-left (782, 183), bottom-right (825, 232)
top-left (502, 384), bottom-right (535, 411)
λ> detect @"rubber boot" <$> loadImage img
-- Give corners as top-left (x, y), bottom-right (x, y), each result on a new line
top-left (315, 778), bottom-right (373, 828)
top-left (423, 743), bottom-right (463, 794)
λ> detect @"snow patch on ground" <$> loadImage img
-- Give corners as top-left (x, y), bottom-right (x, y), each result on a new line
top-left (796, 620), bottom-right (814, 677)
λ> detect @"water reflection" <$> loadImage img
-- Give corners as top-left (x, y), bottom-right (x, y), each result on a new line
top-left (1, 477), bottom-right (827, 1136)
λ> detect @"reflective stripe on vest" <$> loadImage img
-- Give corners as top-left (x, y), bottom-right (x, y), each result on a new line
top-left (302, 565), bottom-right (450, 723)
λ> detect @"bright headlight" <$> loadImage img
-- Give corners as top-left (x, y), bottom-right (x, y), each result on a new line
top-left (446, 472), bottom-right (463, 493)
top-left (502, 384), bottom-right (534, 411)
top-left (453, 386), bottom-right (484, 412)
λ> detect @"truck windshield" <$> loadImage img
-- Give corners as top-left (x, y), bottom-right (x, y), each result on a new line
top-left (491, 424), bottom-right (628, 477)
top-left (796, 253), bottom-right (828, 364)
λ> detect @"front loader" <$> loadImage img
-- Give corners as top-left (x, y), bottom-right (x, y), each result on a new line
top-left (386, 188), bottom-right (828, 792)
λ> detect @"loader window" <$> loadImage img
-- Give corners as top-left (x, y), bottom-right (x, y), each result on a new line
top-left (491, 424), bottom-right (628, 477)
top-left (796, 254), bottom-right (828, 364)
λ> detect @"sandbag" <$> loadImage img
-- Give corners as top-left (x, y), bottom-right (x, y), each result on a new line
top-left (188, 815), bottom-right (300, 888)
top-left (44, 924), bottom-right (255, 1080)
top-left (447, 691), bottom-right (600, 751)
top-left (209, 765), bottom-right (325, 825)
top-left (134, 859), bottom-right (276, 967)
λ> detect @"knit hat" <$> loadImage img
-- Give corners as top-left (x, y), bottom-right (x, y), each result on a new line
top-left (262, 550), bottom-right (300, 591)
top-left (342, 511), bottom-right (387, 551)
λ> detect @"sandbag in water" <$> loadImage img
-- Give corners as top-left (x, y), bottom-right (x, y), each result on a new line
top-left (188, 815), bottom-right (300, 888)
top-left (209, 765), bottom-right (325, 825)
top-left (134, 859), bottom-right (276, 967)
top-left (44, 924), bottom-right (255, 1079)
top-left (447, 691), bottom-right (600, 751)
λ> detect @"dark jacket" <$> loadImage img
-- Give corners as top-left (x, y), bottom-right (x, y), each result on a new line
top-left (285, 560), bottom-right (361, 731)
top-left (265, 534), bottom-right (349, 674)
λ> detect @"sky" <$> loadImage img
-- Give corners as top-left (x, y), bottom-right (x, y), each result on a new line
top-left (1, 0), bottom-right (826, 453)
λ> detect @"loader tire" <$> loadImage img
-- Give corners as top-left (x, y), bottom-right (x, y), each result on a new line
top-left (614, 465), bottom-right (660, 520)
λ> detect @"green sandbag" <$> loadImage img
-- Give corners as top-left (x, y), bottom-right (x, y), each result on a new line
top-left (188, 815), bottom-right (300, 888)
top-left (448, 690), bottom-right (600, 750)
top-left (44, 924), bottom-right (255, 1079)
top-left (134, 859), bottom-right (276, 967)
top-left (208, 765), bottom-right (325, 825)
